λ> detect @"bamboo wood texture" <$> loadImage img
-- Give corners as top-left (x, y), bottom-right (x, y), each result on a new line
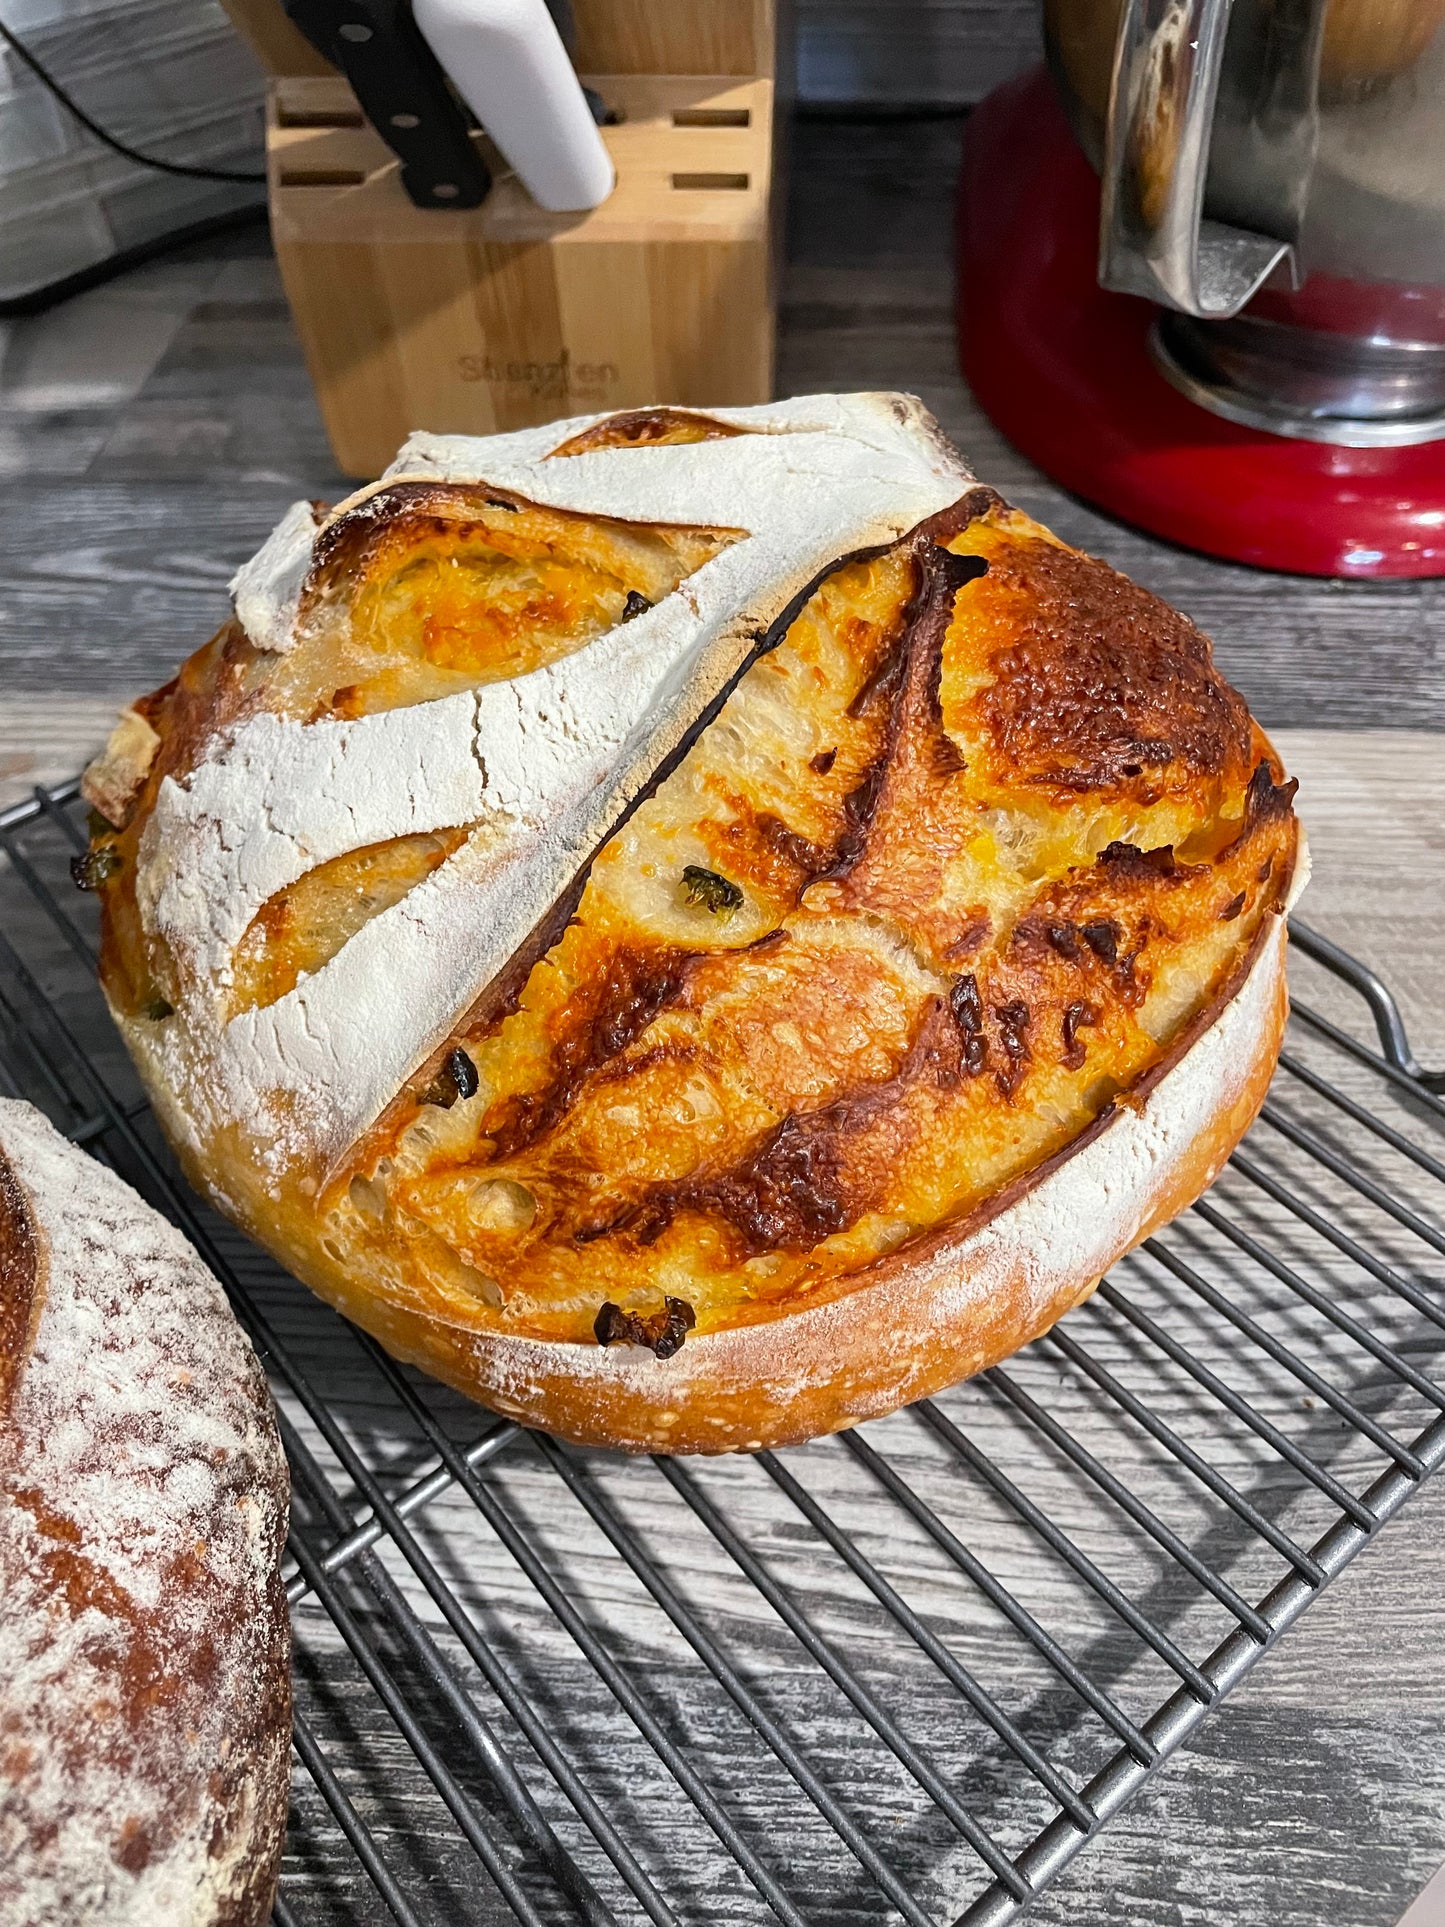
top-left (268, 75), bottom-right (775, 474)
top-left (223, 0), bottom-right (784, 80)
top-left (223, 0), bottom-right (785, 474)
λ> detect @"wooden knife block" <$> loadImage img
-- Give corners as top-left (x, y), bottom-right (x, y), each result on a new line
top-left (224, 1), bottom-right (785, 477)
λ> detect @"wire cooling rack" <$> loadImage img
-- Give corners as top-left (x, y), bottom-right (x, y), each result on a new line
top-left (3, 776), bottom-right (1444, 1927)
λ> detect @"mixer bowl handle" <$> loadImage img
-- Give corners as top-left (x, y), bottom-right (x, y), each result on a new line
top-left (1099, 0), bottom-right (1294, 316)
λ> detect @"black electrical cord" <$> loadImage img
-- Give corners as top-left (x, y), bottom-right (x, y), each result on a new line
top-left (0, 12), bottom-right (266, 184)
top-left (0, 202), bottom-right (270, 318)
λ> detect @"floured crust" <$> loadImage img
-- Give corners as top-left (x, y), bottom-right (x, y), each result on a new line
top-left (83, 395), bottom-right (1304, 1454)
top-left (0, 1100), bottom-right (290, 1924)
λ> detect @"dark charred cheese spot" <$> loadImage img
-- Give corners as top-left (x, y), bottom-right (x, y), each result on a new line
top-left (937, 549), bottom-right (990, 593)
top-left (949, 972), bottom-right (988, 1074)
top-left (485, 948), bottom-right (687, 1160)
top-left (846, 629), bottom-right (911, 720)
top-left (1243, 758), bottom-right (1300, 827)
top-left (626, 1110), bottom-right (854, 1255)
top-left (961, 533), bottom-right (1253, 801)
top-left (594, 1295), bottom-right (696, 1356)
top-left (992, 999), bottom-right (1033, 1096)
top-left (621, 589), bottom-right (652, 622)
top-left (810, 747), bottom-right (837, 775)
top-left (748, 811), bottom-right (837, 882)
top-left (1061, 1000), bottom-right (1097, 1069)
top-left (1098, 840), bottom-right (1182, 878)
top-left (949, 972), bottom-right (983, 1032)
top-left (1081, 920), bottom-right (1122, 965)
top-left (1220, 891), bottom-right (1247, 922)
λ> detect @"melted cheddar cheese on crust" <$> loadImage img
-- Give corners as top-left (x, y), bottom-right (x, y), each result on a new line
top-left (323, 500), bottom-right (1291, 1338)
top-left (86, 471), bottom-right (1297, 1374)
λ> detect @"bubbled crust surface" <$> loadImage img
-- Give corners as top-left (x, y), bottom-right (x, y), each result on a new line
top-left (88, 411), bottom-right (1301, 1454)
top-left (0, 1100), bottom-right (290, 1926)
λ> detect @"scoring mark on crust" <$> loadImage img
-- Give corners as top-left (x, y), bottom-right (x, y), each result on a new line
top-left (548, 408), bottom-right (748, 457)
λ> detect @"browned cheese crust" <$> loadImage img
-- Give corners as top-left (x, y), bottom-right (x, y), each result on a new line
top-left (0, 1101), bottom-right (290, 1924)
top-left (86, 480), bottom-right (1301, 1453)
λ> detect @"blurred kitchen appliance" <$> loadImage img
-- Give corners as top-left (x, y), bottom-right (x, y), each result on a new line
top-left (222, 0), bottom-right (786, 476)
top-left (957, 0), bottom-right (1445, 575)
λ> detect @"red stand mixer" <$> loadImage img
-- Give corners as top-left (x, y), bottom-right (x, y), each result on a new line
top-left (957, 0), bottom-right (1445, 577)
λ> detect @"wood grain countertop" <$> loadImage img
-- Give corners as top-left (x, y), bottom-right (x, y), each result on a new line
top-left (0, 114), bottom-right (1440, 1927)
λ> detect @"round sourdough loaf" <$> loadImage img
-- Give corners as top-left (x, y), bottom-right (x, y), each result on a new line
top-left (0, 1099), bottom-right (290, 1925)
top-left (79, 394), bottom-right (1305, 1453)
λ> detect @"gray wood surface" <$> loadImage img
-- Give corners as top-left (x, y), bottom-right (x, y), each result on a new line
top-left (1, 112), bottom-right (1443, 1927)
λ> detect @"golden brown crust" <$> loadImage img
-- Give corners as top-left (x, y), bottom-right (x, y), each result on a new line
top-left (260, 915), bottom-right (1288, 1453)
top-left (78, 708), bottom-right (162, 832)
top-left (87, 417), bottom-right (1302, 1455)
top-left (954, 525), bottom-right (1253, 804)
top-left (548, 407), bottom-right (747, 456)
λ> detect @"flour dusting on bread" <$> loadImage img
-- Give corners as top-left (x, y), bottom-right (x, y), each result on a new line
top-left (0, 1100), bottom-right (290, 1924)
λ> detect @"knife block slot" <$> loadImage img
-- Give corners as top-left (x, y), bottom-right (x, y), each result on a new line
top-left (672, 107), bottom-right (751, 127)
top-left (265, 70), bottom-right (781, 476)
top-left (279, 166), bottom-right (367, 186)
top-left (276, 104), bottom-right (364, 128)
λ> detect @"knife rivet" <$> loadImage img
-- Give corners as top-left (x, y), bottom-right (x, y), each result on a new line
top-left (338, 21), bottom-right (372, 39)
top-left (432, 182), bottom-right (460, 198)
top-left (390, 112), bottom-right (421, 128)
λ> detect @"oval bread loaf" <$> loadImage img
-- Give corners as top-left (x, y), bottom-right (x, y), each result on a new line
top-left (0, 1099), bottom-right (290, 1926)
top-left (79, 394), bottom-right (1304, 1453)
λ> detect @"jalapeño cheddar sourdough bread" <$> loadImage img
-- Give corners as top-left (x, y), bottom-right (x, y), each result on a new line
top-left (79, 396), bottom-right (1304, 1452)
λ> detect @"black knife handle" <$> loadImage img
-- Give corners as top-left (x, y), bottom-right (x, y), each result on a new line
top-left (283, 0), bottom-right (491, 209)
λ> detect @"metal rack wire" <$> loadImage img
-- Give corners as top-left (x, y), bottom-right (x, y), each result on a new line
top-left (3, 775), bottom-right (1443, 1927)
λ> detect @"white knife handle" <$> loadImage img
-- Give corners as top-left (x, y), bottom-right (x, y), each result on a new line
top-left (411, 0), bottom-right (614, 212)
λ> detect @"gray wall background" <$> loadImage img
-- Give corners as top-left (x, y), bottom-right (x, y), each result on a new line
top-left (796, 0), bottom-right (1042, 105)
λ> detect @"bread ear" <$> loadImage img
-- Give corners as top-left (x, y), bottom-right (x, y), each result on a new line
top-left (0, 1140), bottom-right (45, 1422)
